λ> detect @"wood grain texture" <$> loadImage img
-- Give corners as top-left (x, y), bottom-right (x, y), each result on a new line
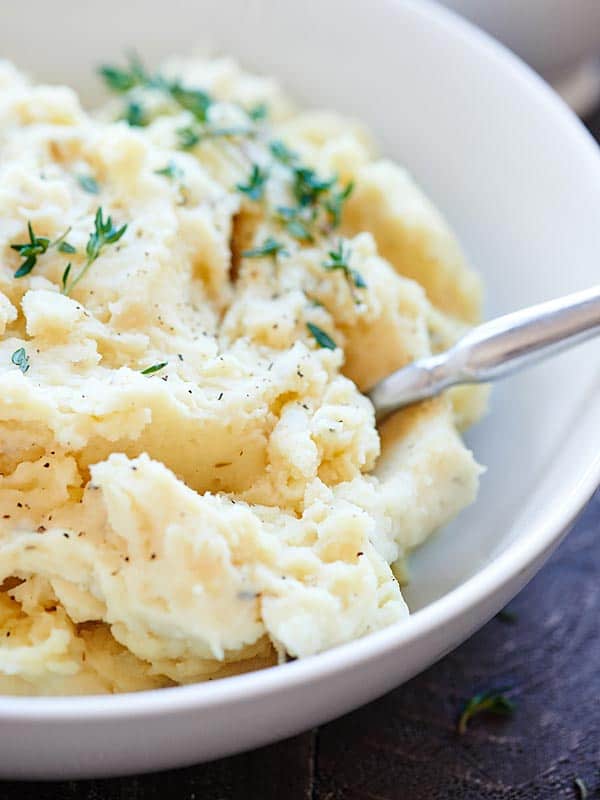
top-left (2, 111), bottom-right (599, 800)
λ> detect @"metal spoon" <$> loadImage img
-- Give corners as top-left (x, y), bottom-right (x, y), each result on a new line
top-left (368, 285), bottom-right (600, 422)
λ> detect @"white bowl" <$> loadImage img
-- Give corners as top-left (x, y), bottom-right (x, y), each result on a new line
top-left (437, 0), bottom-right (600, 85)
top-left (1, 0), bottom-right (599, 780)
top-left (437, 0), bottom-right (600, 113)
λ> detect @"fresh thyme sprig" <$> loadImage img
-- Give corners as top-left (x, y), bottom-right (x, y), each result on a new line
top-left (140, 361), bottom-right (168, 375)
top-left (169, 81), bottom-right (212, 122)
top-left (10, 347), bottom-right (30, 374)
top-left (99, 56), bottom-right (213, 122)
top-left (268, 140), bottom-right (353, 235)
top-left (237, 164), bottom-right (269, 201)
top-left (306, 322), bottom-right (336, 350)
top-left (275, 206), bottom-right (314, 242)
top-left (242, 237), bottom-right (289, 259)
top-left (61, 207), bottom-right (127, 295)
top-left (324, 181), bottom-right (354, 227)
top-left (293, 167), bottom-right (335, 208)
top-left (457, 688), bottom-right (515, 735)
top-left (11, 223), bottom-right (75, 278)
top-left (99, 56), bottom-right (148, 93)
top-left (177, 125), bottom-right (253, 150)
top-left (322, 240), bottom-right (366, 289)
top-left (269, 140), bottom-right (298, 166)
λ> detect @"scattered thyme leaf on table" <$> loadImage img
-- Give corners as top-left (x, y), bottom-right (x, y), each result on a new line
top-left (324, 180), bottom-right (354, 228)
top-left (457, 688), bottom-right (515, 735)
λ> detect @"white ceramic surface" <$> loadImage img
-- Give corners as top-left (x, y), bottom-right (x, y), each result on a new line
top-left (436, 0), bottom-right (600, 84)
top-left (1, 0), bottom-right (599, 780)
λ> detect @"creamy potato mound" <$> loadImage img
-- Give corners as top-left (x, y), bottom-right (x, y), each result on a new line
top-left (0, 56), bottom-right (486, 695)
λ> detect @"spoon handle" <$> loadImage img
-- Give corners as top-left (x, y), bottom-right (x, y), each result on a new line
top-left (369, 284), bottom-right (600, 421)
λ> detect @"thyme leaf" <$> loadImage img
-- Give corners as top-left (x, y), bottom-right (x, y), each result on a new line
top-left (154, 161), bottom-right (183, 180)
top-left (457, 688), bottom-right (515, 735)
top-left (237, 164), bottom-right (269, 201)
top-left (77, 175), bottom-right (100, 195)
top-left (248, 103), bottom-right (268, 122)
top-left (141, 361), bottom-right (168, 375)
top-left (322, 240), bottom-right (365, 288)
top-left (306, 322), bottom-right (336, 350)
top-left (11, 223), bottom-right (74, 278)
top-left (62, 207), bottom-right (127, 295)
top-left (242, 237), bottom-right (288, 259)
top-left (10, 347), bottom-right (30, 374)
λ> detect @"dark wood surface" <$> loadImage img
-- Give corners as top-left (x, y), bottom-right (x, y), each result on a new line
top-left (3, 111), bottom-right (599, 800)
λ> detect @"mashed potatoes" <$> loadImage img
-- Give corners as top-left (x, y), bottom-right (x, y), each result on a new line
top-left (0, 55), bottom-right (486, 695)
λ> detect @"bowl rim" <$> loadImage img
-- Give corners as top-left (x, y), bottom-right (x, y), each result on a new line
top-left (0, 0), bottom-right (599, 721)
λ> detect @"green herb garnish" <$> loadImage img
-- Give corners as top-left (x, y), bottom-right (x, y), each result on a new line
top-left (237, 164), bottom-right (269, 201)
top-left (177, 126), bottom-right (200, 149)
top-left (307, 322), bottom-right (336, 350)
top-left (99, 56), bottom-right (215, 126)
top-left (62, 207), bottom-right (127, 295)
top-left (154, 161), bottom-right (183, 180)
top-left (242, 237), bottom-right (288, 259)
top-left (77, 175), bottom-right (100, 195)
top-left (269, 140), bottom-right (298, 166)
top-left (124, 100), bottom-right (147, 127)
top-left (293, 167), bottom-right (335, 208)
top-left (53, 227), bottom-right (76, 255)
top-left (169, 81), bottom-right (212, 122)
top-left (141, 361), bottom-right (168, 375)
top-left (11, 223), bottom-right (74, 278)
top-left (11, 223), bottom-right (50, 278)
top-left (322, 240), bottom-right (366, 288)
top-left (10, 347), bottom-right (30, 374)
top-left (177, 125), bottom-right (251, 150)
top-left (324, 181), bottom-right (354, 228)
top-left (275, 206), bottom-right (314, 242)
top-left (457, 688), bottom-right (515, 735)
top-left (574, 777), bottom-right (589, 799)
top-left (248, 102), bottom-right (268, 121)
top-left (61, 263), bottom-right (72, 293)
top-left (99, 56), bottom-right (148, 93)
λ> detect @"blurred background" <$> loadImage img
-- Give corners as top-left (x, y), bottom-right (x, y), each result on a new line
top-left (436, 0), bottom-right (600, 115)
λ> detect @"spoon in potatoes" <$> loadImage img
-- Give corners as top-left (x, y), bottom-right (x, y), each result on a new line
top-left (369, 284), bottom-right (600, 421)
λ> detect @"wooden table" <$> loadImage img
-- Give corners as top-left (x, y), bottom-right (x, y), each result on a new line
top-left (3, 112), bottom-right (599, 800)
